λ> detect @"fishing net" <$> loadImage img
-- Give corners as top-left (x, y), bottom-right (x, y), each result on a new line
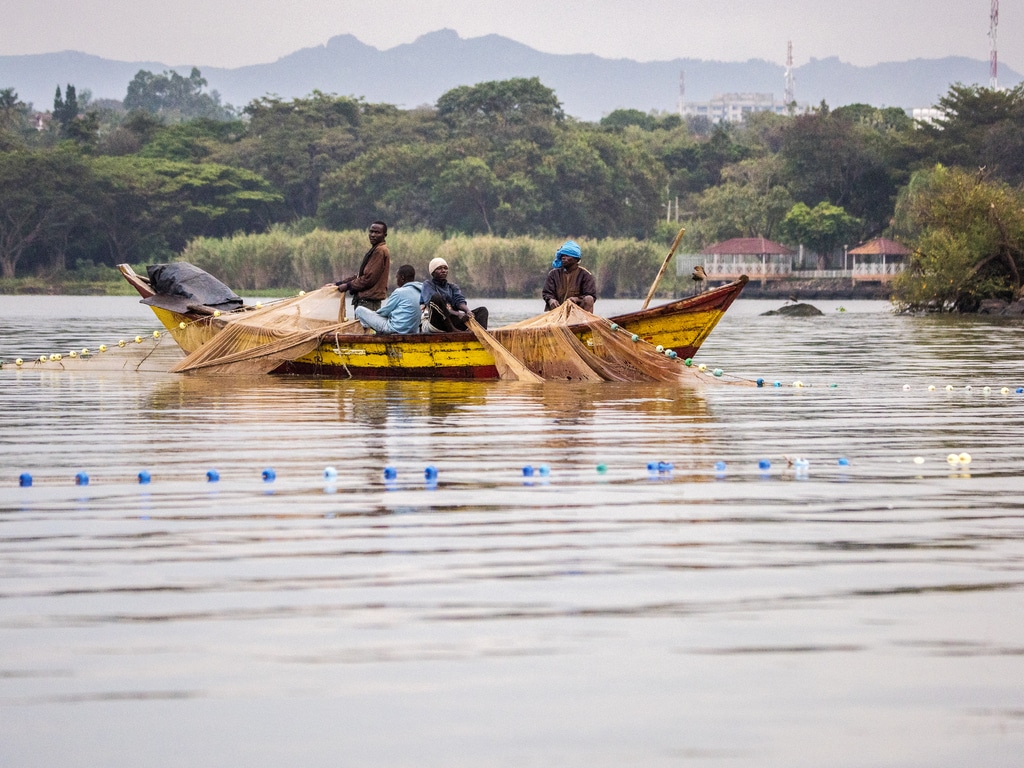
top-left (494, 302), bottom-right (701, 383)
top-left (168, 285), bottom-right (745, 385)
top-left (465, 317), bottom-right (544, 383)
top-left (171, 287), bottom-right (362, 374)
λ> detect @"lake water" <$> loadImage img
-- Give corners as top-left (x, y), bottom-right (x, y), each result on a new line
top-left (2, 294), bottom-right (1024, 767)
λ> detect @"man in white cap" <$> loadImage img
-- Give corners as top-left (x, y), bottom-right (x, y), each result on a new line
top-left (543, 240), bottom-right (596, 312)
top-left (420, 257), bottom-right (489, 332)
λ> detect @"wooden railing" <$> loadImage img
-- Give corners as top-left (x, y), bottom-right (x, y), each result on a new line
top-left (700, 261), bottom-right (905, 283)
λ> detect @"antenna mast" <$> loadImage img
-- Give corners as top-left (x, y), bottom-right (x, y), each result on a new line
top-left (784, 41), bottom-right (795, 104)
top-left (990, 0), bottom-right (999, 88)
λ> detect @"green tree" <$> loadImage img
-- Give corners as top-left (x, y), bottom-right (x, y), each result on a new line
top-left (98, 111), bottom-right (164, 156)
top-left (600, 109), bottom-right (656, 131)
top-left (52, 84), bottom-right (79, 136)
top-left (778, 107), bottom-right (900, 233)
top-left (431, 157), bottom-right (500, 234)
top-left (437, 77), bottom-right (563, 143)
top-left (49, 84), bottom-right (101, 148)
top-left (220, 92), bottom-right (362, 219)
top-left (779, 201), bottom-right (862, 269)
top-left (124, 68), bottom-right (234, 121)
top-left (832, 103), bottom-right (914, 131)
top-left (691, 181), bottom-right (794, 244)
top-left (318, 142), bottom-right (448, 230)
top-left (891, 165), bottom-right (1024, 311)
top-left (654, 123), bottom-right (748, 198)
top-left (0, 147), bottom-right (92, 278)
top-left (138, 118), bottom-right (245, 162)
top-left (538, 128), bottom-right (666, 238)
top-left (88, 155), bottom-right (282, 261)
top-left (917, 84), bottom-right (1024, 186)
top-left (0, 89), bottom-right (34, 150)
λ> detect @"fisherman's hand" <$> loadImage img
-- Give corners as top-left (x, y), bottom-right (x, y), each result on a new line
top-left (335, 282), bottom-right (348, 292)
top-left (568, 296), bottom-right (581, 305)
top-left (546, 299), bottom-right (559, 310)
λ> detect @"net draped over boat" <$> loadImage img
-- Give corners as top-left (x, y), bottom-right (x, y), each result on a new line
top-left (170, 287), bottom-right (742, 384)
top-left (171, 287), bottom-right (361, 375)
top-left (494, 303), bottom-right (702, 383)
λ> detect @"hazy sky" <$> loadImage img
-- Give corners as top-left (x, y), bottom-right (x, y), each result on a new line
top-left (6, 0), bottom-right (1022, 72)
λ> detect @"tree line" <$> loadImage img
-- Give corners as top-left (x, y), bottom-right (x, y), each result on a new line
top-left (1, 70), bottom-right (1023, 308)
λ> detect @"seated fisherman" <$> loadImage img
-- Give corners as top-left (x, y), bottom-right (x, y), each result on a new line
top-left (421, 257), bottom-right (489, 332)
top-left (354, 264), bottom-right (422, 335)
top-left (543, 240), bottom-right (597, 312)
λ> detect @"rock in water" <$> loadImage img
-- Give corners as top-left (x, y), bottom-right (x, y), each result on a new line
top-left (761, 303), bottom-right (824, 317)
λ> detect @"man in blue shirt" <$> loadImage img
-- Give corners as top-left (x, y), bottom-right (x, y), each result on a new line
top-left (354, 264), bottom-right (423, 334)
top-left (421, 257), bottom-right (489, 331)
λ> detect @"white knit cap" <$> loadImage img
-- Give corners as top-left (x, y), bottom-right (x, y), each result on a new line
top-left (429, 257), bottom-right (448, 275)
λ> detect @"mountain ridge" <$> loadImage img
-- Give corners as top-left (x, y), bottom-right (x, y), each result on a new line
top-left (2, 29), bottom-right (1019, 121)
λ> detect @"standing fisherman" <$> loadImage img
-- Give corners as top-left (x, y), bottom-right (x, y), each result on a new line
top-left (331, 221), bottom-right (390, 312)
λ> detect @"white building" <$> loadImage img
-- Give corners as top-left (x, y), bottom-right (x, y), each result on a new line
top-left (911, 107), bottom-right (945, 125)
top-left (680, 92), bottom-right (799, 124)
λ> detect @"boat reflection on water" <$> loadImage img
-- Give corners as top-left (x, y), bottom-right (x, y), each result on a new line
top-left (145, 376), bottom-right (712, 434)
top-left (145, 377), bottom-right (712, 425)
top-left (142, 376), bottom-right (718, 499)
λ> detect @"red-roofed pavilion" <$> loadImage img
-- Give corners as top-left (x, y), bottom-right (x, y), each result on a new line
top-left (848, 238), bottom-right (911, 282)
top-left (700, 237), bottom-right (796, 282)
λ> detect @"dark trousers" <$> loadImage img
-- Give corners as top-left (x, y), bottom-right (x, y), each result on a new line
top-left (427, 301), bottom-right (488, 331)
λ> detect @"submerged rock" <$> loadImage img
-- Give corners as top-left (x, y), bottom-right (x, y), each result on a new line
top-left (761, 302), bottom-right (824, 317)
top-left (978, 299), bottom-right (1009, 314)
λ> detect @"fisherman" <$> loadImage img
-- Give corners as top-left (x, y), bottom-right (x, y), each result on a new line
top-left (543, 240), bottom-right (597, 312)
top-left (421, 257), bottom-right (489, 332)
top-left (329, 220), bottom-right (390, 312)
top-left (354, 264), bottom-right (422, 335)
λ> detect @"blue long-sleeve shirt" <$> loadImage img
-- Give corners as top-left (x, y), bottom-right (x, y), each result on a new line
top-left (375, 281), bottom-right (423, 334)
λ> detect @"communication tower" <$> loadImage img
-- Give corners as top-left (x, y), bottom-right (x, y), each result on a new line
top-left (677, 70), bottom-right (685, 114)
top-left (990, 0), bottom-right (999, 88)
top-left (784, 41), bottom-right (795, 104)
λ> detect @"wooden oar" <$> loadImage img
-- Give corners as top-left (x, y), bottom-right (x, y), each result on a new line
top-left (641, 226), bottom-right (686, 310)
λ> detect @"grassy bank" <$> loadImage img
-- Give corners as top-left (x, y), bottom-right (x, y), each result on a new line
top-left (3, 226), bottom-right (892, 301)
top-left (179, 227), bottom-right (683, 299)
top-left (2, 228), bottom-right (691, 300)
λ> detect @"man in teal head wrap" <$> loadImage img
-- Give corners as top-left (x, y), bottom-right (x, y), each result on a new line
top-left (543, 240), bottom-right (597, 312)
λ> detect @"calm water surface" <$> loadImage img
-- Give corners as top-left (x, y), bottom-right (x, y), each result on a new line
top-left (1, 295), bottom-right (1023, 767)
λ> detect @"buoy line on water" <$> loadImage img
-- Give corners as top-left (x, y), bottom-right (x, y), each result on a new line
top-left (0, 327), bottom-right (179, 372)
top-left (902, 383), bottom-right (1023, 394)
top-left (7, 450), bottom-right (986, 490)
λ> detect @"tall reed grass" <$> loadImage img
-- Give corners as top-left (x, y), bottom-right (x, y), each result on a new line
top-left (179, 227), bottom-right (688, 299)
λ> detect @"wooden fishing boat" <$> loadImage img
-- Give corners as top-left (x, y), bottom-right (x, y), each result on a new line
top-left (119, 264), bottom-right (747, 379)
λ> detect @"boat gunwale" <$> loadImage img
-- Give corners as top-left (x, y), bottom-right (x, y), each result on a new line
top-left (118, 264), bottom-right (748, 346)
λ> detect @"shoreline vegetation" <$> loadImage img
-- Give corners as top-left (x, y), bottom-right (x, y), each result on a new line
top-left (0, 227), bottom-right (894, 301)
top-left (3, 75), bottom-right (1024, 312)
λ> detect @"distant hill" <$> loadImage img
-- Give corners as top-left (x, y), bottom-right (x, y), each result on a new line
top-left (2, 29), bottom-right (1020, 121)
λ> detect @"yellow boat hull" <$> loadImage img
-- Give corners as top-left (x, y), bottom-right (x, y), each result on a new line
top-left (125, 266), bottom-right (746, 379)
